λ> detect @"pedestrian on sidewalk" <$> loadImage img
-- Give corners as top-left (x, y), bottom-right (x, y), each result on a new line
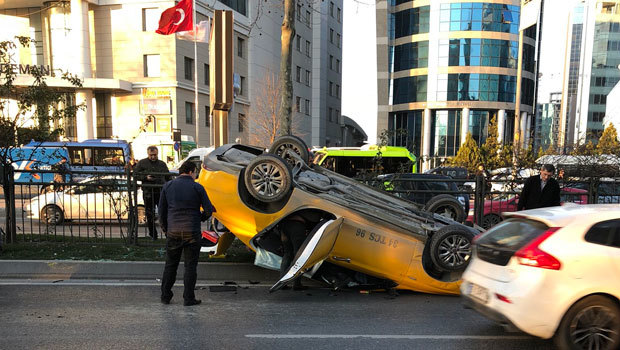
top-left (517, 164), bottom-right (561, 211)
top-left (159, 161), bottom-right (215, 306)
top-left (134, 146), bottom-right (170, 240)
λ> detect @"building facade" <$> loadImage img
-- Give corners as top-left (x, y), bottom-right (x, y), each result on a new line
top-left (560, 0), bottom-right (620, 147)
top-left (0, 0), bottom-right (343, 164)
top-left (534, 91), bottom-right (561, 151)
top-left (376, 0), bottom-right (537, 171)
top-left (247, 0), bottom-right (343, 148)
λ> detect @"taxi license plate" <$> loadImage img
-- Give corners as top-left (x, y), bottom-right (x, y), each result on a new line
top-left (467, 282), bottom-right (489, 304)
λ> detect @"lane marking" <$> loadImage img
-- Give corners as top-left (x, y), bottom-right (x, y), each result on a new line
top-left (245, 334), bottom-right (532, 340)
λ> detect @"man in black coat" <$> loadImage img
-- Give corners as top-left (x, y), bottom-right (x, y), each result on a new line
top-left (517, 164), bottom-right (561, 211)
top-left (134, 146), bottom-right (171, 239)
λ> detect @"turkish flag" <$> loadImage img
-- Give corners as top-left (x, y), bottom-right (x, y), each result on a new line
top-left (156, 0), bottom-right (193, 35)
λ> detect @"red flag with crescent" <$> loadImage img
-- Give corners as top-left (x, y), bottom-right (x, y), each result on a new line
top-left (156, 0), bottom-right (193, 35)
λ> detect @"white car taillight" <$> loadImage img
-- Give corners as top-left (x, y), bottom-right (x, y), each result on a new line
top-left (514, 227), bottom-right (562, 270)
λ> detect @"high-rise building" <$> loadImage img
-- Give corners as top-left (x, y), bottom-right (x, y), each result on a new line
top-left (560, 0), bottom-right (620, 148)
top-left (535, 92), bottom-right (561, 151)
top-left (0, 0), bottom-right (343, 163)
top-left (249, 0), bottom-right (343, 148)
top-left (376, 0), bottom-right (537, 171)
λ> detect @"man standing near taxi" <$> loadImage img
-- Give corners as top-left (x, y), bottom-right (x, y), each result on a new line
top-left (134, 146), bottom-right (170, 240)
top-left (518, 164), bottom-right (561, 211)
top-left (159, 161), bottom-right (215, 306)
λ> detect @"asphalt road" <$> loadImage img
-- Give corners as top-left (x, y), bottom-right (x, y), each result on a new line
top-left (0, 281), bottom-right (554, 350)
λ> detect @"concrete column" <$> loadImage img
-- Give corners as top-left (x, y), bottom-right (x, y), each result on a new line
top-left (520, 112), bottom-right (528, 148)
top-left (524, 113), bottom-right (532, 147)
top-left (461, 107), bottom-right (470, 144)
top-left (46, 1), bottom-right (72, 73)
top-left (70, 0), bottom-right (92, 77)
top-left (497, 109), bottom-right (506, 144)
top-left (422, 108), bottom-right (432, 172)
top-left (76, 90), bottom-right (94, 141)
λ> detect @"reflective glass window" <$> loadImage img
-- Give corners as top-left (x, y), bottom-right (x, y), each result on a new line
top-left (439, 2), bottom-right (519, 34)
top-left (391, 6), bottom-right (430, 39)
top-left (391, 76), bottom-right (428, 104)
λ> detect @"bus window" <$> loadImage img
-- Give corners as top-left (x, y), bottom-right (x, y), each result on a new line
top-left (383, 157), bottom-right (414, 173)
top-left (94, 148), bottom-right (125, 166)
top-left (68, 147), bottom-right (93, 165)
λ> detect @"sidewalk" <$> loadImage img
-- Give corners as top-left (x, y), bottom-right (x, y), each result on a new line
top-left (0, 260), bottom-right (281, 282)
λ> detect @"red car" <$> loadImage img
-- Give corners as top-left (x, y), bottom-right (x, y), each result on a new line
top-left (467, 187), bottom-right (588, 229)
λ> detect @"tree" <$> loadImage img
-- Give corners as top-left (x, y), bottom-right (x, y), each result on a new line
top-left (449, 132), bottom-right (481, 174)
top-left (513, 143), bottom-right (537, 170)
top-left (597, 123), bottom-right (620, 155)
top-left (278, 0), bottom-right (295, 136)
top-left (480, 115), bottom-right (501, 170)
top-left (1, 37), bottom-right (83, 242)
top-left (248, 71), bottom-right (303, 147)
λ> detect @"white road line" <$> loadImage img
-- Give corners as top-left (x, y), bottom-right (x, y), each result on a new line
top-left (245, 334), bottom-right (532, 340)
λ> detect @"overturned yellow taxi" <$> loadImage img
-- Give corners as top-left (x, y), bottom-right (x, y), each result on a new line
top-left (197, 136), bottom-right (478, 295)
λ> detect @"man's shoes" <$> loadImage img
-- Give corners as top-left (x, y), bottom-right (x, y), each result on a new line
top-left (184, 299), bottom-right (202, 306)
top-left (160, 297), bottom-right (171, 305)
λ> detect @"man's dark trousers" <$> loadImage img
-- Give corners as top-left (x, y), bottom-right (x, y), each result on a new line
top-left (161, 234), bottom-right (201, 303)
top-left (144, 187), bottom-right (160, 239)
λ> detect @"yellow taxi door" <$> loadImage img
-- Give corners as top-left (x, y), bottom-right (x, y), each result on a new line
top-left (270, 218), bottom-right (344, 292)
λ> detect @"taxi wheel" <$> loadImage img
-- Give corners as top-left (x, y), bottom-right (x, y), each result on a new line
top-left (554, 295), bottom-right (620, 350)
top-left (268, 135), bottom-right (310, 168)
top-left (244, 154), bottom-right (293, 203)
top-left (429, 225), bottom-right (474, 272)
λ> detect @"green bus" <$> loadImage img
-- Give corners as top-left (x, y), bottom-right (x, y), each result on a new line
top-left (312, 145), bottom-right (417, 178)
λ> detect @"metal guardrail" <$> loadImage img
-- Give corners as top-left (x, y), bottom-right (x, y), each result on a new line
top-left (1, 168), bottom-right (175, 245)
top-left (2, 168), bottom-right (620, 245)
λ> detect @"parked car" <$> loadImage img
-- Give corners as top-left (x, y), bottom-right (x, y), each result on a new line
top-left (27, 176), bottom-right (145, 225)
top-left (197, 136), bottom-right (480, 295)
top-left (377, 173), bottom-right (469, 223)
top-left (171, 147), bottom-right (214, 173)
top-left (461, 205), bottom-right (620, 349)
top-left (466, 188), bottom-right (589, 229)
top-left (564, 179), bottom-right (620, 204)
top-left (488, 168), bottom-right (539, 193)
top-left (426, 166), bottom-right (474, 193)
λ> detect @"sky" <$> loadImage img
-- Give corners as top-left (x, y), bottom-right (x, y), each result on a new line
top-left (341, 0), bottom-right (573, 145)
top-left (342, 0), bottom-right (378, 144)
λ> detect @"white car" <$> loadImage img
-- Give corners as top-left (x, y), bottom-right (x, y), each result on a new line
top-left (27, 177), bottom-right (145, 225)
top-left (461, 204), bottom-right (620, 350)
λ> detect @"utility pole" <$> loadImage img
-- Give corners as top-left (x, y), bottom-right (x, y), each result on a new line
top-left (210, 10), bottom-right (234, 147)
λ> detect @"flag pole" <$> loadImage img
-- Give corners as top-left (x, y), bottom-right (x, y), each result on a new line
top-left (193, 0), bottom-right (200, 146)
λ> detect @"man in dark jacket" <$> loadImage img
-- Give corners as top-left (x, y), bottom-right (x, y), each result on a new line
top-left (159, 161), bottom-right (215, 306)
top-left (134, 146), bottom-right (170, 239)
top-left (517, 164), bottom-right (561, 211)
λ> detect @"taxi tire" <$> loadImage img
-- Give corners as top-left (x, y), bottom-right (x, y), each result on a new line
top-left (244, 154), bottom-right (293, 203)
top-left (424, 194), bottom-right (466, 223)
top-left (268, 135), bottom-right (310, 167)
top-left (429, 225), bottom-right (474, 272)
top-left (554, 295), bottom-right (620, 350)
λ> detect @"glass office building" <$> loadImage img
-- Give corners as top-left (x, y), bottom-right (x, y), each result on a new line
top-left (561, 0), bottom-right (620, 145)
top-left (377, 0), bottom-right (536, 170)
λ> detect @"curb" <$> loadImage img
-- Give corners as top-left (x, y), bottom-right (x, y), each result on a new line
top-left (0, 260), bottom-right (281, 282)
